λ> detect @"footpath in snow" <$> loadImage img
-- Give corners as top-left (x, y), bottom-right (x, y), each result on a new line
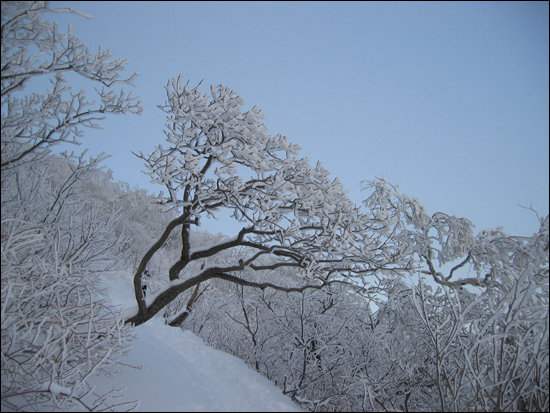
top-left (90, 272), bottom-right (302, 412)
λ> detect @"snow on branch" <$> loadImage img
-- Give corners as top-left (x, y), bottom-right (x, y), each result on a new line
top-left (1, 1), bottom-right (142, 170)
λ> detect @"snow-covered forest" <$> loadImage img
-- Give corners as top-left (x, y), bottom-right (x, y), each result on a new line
top-left (2, 2), bottom-right (548, 411)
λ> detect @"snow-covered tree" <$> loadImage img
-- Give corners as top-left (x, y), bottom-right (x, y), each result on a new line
top-left (1, 1), bottom-right (141, 170)
top-left (408, 258), bottom-right (548, 411)
top-left (126, 76), bottom-right (414, 326)
top-left (1, 2), bottom-right (142, 410)
top-left (361, 181), bottom-right (549, 411)
top-left (126, 73), bottom-right (549, 337)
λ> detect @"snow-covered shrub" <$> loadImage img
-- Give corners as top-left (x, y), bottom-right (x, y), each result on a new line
top-left (1, 155), bottom-right (137, 411)
top-left (1, 218), bottom-right (135, 411)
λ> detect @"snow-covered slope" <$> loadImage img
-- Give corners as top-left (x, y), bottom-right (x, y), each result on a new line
top-left (91, 272), bottom-right (302, 412)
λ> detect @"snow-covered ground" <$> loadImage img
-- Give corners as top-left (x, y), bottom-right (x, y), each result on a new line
top-left (90, 272), bottom-right (302, 412)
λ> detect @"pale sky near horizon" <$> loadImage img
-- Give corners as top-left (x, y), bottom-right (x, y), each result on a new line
top-left (46, 1), bottom-right (549, 239)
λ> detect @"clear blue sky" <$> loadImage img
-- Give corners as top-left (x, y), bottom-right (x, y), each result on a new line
top-left (47, 1), bottom-right (549, 238)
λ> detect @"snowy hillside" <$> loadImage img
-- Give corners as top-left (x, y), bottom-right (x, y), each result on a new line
top-left (90, 272), bottom-right (302, 412)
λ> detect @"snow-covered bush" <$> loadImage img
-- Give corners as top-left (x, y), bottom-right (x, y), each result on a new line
top-left (1, 155), bottom-right (137, 411)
